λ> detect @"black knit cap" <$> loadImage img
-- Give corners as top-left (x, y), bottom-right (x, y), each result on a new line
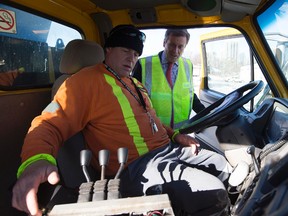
top-left (104, 25), bottom-right (146, 56)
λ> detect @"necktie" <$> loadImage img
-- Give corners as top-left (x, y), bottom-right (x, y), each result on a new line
top-left (166, 63), bottom-right (173, 88)
top-left (166, 62), bottom-right (174, 128)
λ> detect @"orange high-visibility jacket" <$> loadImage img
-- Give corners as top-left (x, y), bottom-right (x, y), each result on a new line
top-left (21, 63), bottom-right (169, 176)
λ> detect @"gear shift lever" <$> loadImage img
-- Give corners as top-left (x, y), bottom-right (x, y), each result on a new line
top-left (247, 145), bottom-right (260, 175)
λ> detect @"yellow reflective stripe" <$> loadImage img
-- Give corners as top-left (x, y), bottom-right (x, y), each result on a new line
top-left (17, 153), bottom-right (56, 178)
top-left (104, 74), bottom-right (149, 156)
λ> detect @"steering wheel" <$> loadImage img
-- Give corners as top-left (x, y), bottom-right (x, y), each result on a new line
top-left (179, 80), bottom-right (264, 134)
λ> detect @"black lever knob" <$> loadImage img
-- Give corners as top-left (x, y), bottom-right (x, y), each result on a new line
top-left (247, 145), bottom-right (260, 175)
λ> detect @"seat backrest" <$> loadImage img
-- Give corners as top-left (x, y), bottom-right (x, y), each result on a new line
top-left (54, 39), bottom-right (104, 188)
top-left (51, 39), bottom-right (104, 98)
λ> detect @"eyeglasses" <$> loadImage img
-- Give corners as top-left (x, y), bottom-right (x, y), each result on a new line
top-left (124, 32), bottom-right (146, 43)
top-left (109, 25), bottom-right (146, 43)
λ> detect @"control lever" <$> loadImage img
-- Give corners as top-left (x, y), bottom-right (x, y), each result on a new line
top-left (78, 149), bottom-right (93, 203)
top-left (114, 147), bottom-right (129, 179)
top-left (108, 147), bottom-right (128, 200)
top-left (80, 149), bottom-right (92, 182)
top-left (247, 145), bottom-right (260, 175)
top-left (92, 149), bottom-right (110, 201)
top-left (98, 149), bottom-right (110, 180)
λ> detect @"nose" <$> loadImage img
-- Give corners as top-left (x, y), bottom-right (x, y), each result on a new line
top-left (127, 50), bottom-right (138, 62)
top-left (170, 46), bottom-right (177, 53)
top-left (170, 45), bottom-right (180, 55)
top-left (175, 46), bottom-right (182, 54)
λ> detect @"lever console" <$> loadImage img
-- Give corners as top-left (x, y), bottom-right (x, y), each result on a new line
top-left (78, 147), bottom-right (128, 202)
top-left (48, 147), bottom-right (174, 215)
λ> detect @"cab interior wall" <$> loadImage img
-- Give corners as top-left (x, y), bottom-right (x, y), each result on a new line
top-left (0, 91), bottom-right (51, 216)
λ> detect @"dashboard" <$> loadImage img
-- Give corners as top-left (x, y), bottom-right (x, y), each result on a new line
top-left (230, 98), bottom-right (288, 216)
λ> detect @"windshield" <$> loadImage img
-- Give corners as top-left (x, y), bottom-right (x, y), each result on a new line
top-left (256, 0), bottom-right (288, 83)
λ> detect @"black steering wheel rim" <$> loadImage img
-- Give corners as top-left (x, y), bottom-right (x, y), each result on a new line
top-left (179, 80), bottom-right (264, 134)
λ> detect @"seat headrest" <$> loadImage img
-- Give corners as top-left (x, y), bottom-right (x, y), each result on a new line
top-left (59, 39), bottom-right (104, 74)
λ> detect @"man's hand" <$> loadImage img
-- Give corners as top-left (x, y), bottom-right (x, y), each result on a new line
top-left (174, 133), bottom-right (200, 155)
top-left (12, 160), bottom-right (59, 215)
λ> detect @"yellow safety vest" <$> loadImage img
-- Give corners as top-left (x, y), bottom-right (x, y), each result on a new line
top-left (140, 55), bottom-right (194, 129)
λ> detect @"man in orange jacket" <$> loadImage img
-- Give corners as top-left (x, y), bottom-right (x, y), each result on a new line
top-left (12, 25), bottom-right (231, 216)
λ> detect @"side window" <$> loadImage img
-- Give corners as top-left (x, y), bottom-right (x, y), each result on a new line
top-left (256, 0), bottom-right (288, 84)
top-left (141, 27), bottom-right (270, 111)
top-left (0, 4), bottom-right (82, 89)
top-left (201, 28), bottom-right (269, 110)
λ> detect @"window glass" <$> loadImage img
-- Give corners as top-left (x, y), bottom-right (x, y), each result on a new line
top-left (204, 34), bottom-right (265, 90)
top-left (141, 27), bottom-right (269, 111)
top-left (256, 0), bottom-right (288, 84)
top-left (0, 3), bottom-right (82, 89)
top-left (200, 28), bottom-right (268, 110)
